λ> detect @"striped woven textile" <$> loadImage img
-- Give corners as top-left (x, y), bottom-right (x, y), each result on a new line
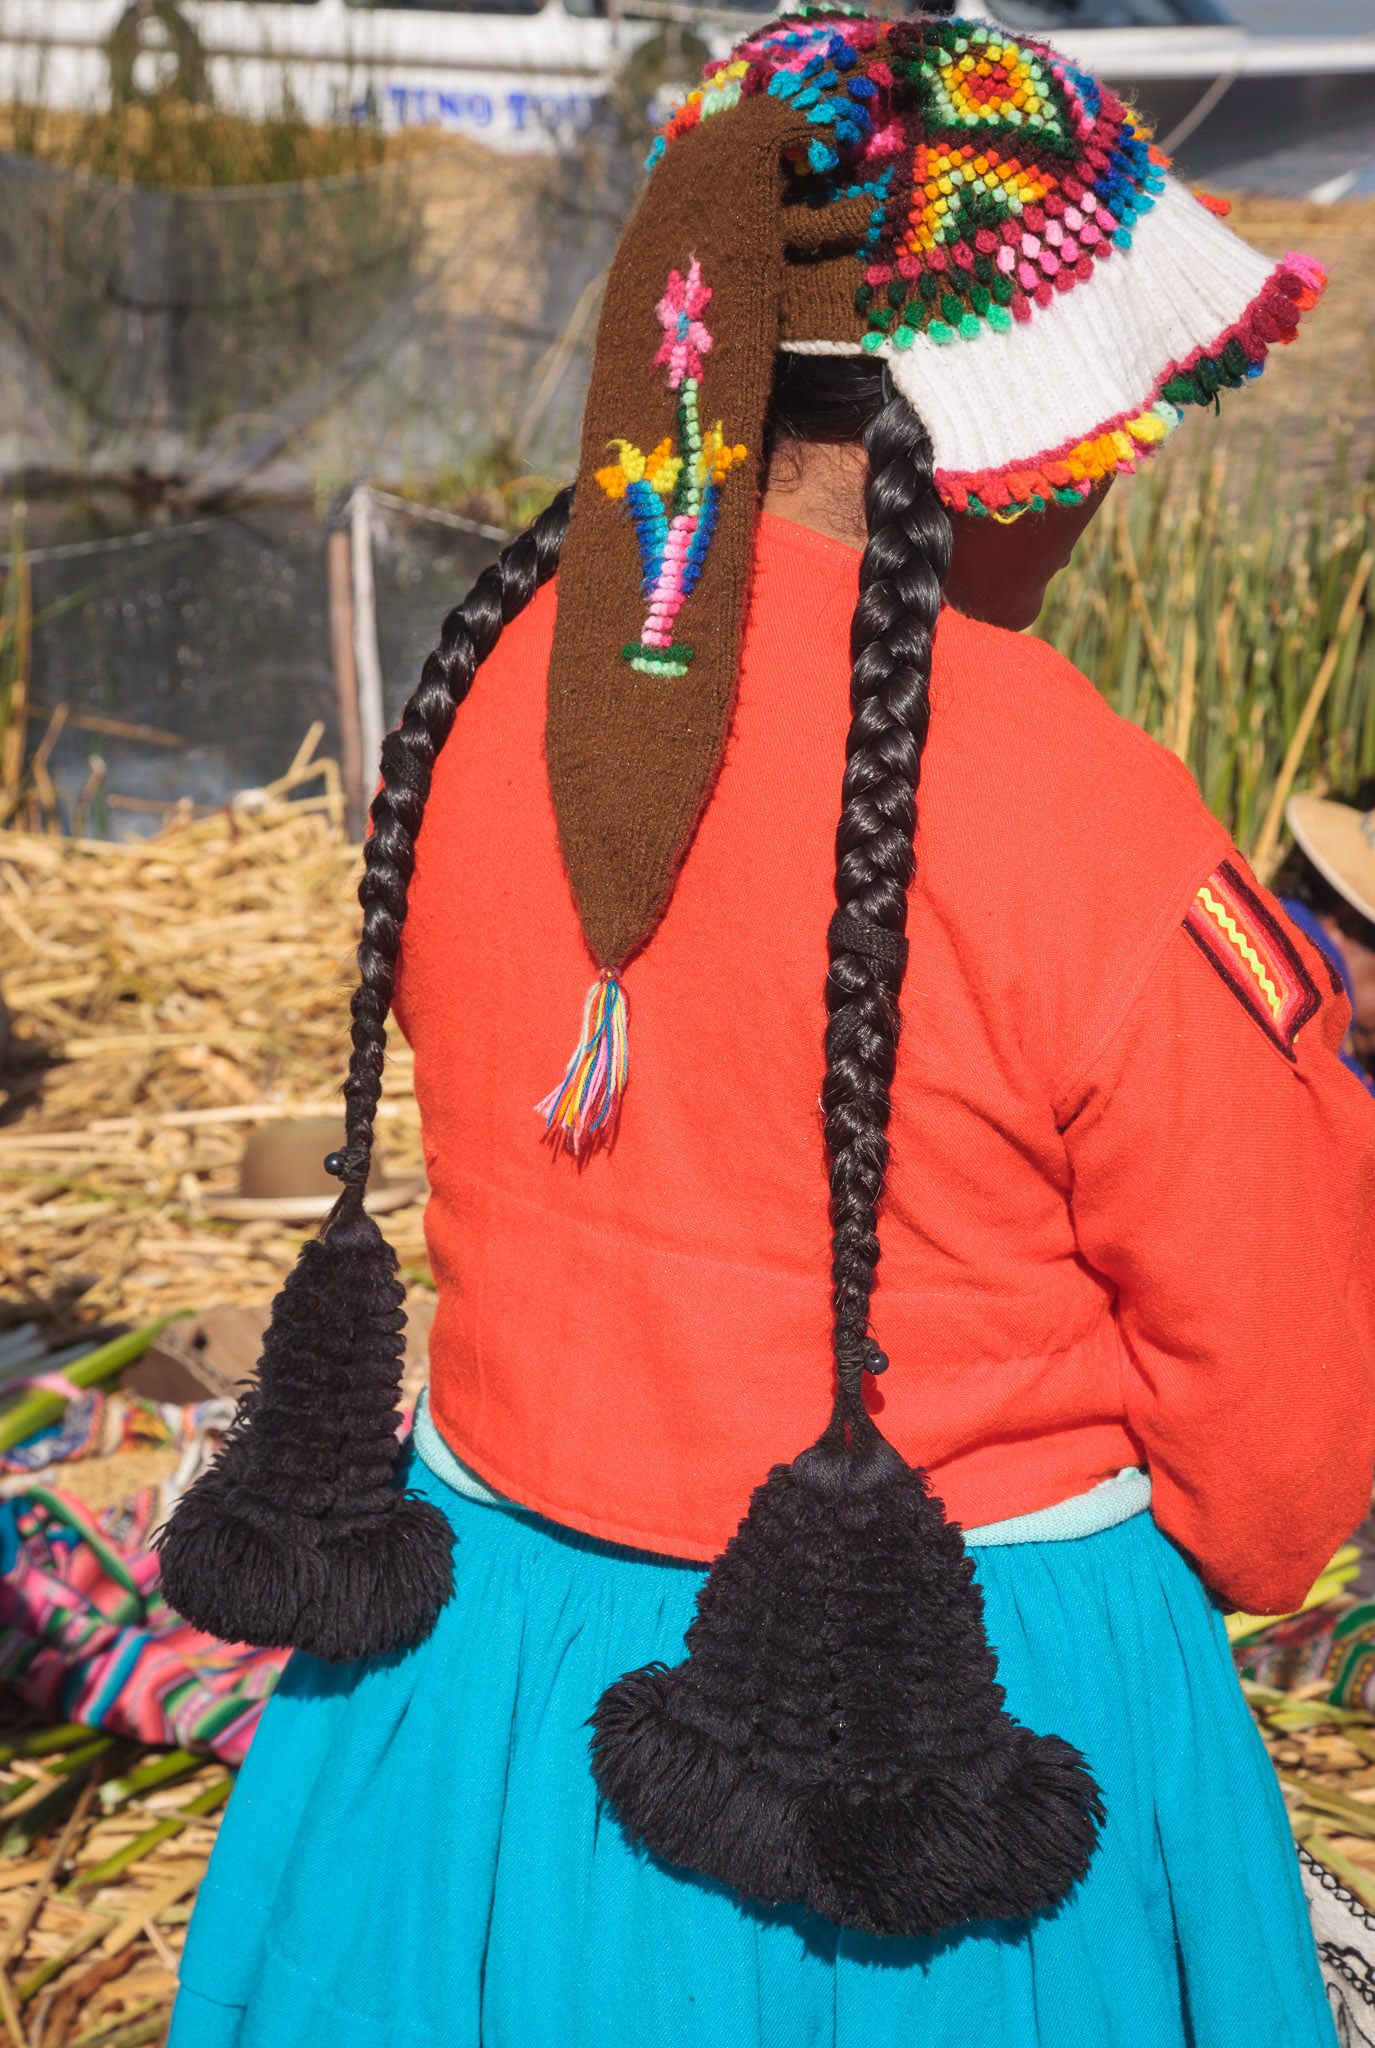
top-left (0, 1475), bottom-right (286, 1765)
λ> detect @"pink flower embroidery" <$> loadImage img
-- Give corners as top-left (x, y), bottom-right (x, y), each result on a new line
top-left (654, 257), bottom-right (713, 391)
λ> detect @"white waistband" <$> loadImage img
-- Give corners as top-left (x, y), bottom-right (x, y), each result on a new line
top-left (963, 1467), bottom-right (1152, 1545)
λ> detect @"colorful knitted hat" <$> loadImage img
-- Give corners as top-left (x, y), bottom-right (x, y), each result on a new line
top-left (544, 7), bottom-right (1324, 1127)
top-left (156, 4), bottom-right (1326, 1947)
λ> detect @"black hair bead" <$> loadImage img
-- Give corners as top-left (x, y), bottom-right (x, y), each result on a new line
top-left (323, 1151), bottom-right (347, 1179)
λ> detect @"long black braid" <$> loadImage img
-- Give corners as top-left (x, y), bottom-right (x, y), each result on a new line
top-left (156, 487), bottom-right (573, 1665)
top-left (825, 384), bottom-right (949, 1397)
top-left (768, 351), bottom-right (951, 1402)
top-left (592, 363), bottom-right (1100, 1935)
top-left (334, 485), bottom-right (575, 1201)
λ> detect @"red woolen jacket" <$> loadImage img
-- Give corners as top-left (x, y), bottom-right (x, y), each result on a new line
top-left (394, 515), bottom-right (1375, 1615)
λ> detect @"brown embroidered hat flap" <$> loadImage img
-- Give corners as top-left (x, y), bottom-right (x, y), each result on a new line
top-left (545, 92), bottom-right (809, 992)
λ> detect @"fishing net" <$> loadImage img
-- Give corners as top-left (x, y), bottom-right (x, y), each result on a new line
top-left (0, 132), bottom-right (625, 487)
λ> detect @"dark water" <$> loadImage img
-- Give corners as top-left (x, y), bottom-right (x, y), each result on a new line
top-left (20, 494), bottom-right (496, 833)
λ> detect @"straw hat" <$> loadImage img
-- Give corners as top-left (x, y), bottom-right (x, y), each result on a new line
top-left (1286, 793), bottom-right (1375, 928)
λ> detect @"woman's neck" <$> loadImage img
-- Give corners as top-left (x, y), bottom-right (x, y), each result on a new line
top-left (761, 439), bottom-right (868, 550)
top-left (760, 434), bottom-right (1111, 630)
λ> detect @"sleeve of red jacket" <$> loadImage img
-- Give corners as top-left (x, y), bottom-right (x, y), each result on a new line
top-left (1059, 892), bottom-right (1375, 1616)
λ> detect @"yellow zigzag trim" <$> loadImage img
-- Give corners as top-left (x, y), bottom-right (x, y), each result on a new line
top-left (1197, 886), bottom-right (1283, 1021)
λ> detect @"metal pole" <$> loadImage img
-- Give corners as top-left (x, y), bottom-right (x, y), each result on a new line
top-left (326, 524), bottom-right (364, 840)
top-left (351, 486), bottom-right (386, 805)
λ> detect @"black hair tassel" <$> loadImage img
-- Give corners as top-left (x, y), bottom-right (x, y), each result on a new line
top-left (155, 1189), bottom-right (454, 1664)
top-left (591, 1351), bottom-right (1102, 1938)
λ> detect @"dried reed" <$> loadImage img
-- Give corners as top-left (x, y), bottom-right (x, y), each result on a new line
top-left (0, 98), bottom-right (394, 189)
top-left (0, 1690), bottom-right (231, 2046)
top-left (1245, 1678), bottom-right (1375, 1913)
top-left (0, 730), bottom-right (428, 1339)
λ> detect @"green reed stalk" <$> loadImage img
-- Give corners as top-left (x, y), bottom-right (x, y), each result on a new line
top-left (1036, 436), bottom-right (1375, 867)
top-left (0, 1319), bottom-right (178, 1456)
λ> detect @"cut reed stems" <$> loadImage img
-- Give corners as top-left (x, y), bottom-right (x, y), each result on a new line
top-left (0, 763), bottom-right (431, 1333)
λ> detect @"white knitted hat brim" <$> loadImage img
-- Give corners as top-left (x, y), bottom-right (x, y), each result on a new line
top-left (783, 175), bottom-right (1276, 486)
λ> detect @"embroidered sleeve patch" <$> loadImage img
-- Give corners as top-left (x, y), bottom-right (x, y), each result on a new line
top-left (1183, 858), bottom-right (1321, 1062)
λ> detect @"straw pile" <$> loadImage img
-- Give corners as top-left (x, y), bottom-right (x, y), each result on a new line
top-left (0, 730), bottom-right (430, 1339)
top-left (0, 1707), bottom-right (228, 2048)
top-left (1217, 196), bottom-right (1375, 479)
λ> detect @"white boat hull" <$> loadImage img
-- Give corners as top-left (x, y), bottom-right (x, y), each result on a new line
top-left (0, 1), bottom-right (1371, 152)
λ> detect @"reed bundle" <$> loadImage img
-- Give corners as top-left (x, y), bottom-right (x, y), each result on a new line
top-left (0, 733), bottom-right (428, 1338)
top-left (1037, 444), bottom-right (1375, 874)
top-left (0, 99), bottom-right (396, 189)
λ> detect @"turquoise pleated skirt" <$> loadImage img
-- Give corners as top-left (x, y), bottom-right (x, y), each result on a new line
top-left (169, 1433), bottom-right (1335, 2048)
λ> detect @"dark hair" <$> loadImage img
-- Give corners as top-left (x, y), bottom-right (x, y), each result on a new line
top-left (155, 491), bottom-right (574, 1661)
top-left (340, 492), bottom-right (574, 1200)
top-left (769, 354), bottom-right (951, 1374)
top-left (1273, 846), bottom-right (1346, 922)
top-left (768, 350), bottom-right (899, 447)
top-left (156, 355), bottom-right (952, 1662)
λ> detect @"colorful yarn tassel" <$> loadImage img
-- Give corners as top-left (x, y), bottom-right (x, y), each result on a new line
top-left (537, 972), bottom-right (629, 1155)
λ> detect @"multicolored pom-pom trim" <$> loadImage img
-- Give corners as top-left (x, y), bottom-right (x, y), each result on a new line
top-left (941, 400), bottom-right (1179, 520)
top-left (649, 12), bottom-right (1164, 359)
top-left (937, 251), bottom-right (1327, 519)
